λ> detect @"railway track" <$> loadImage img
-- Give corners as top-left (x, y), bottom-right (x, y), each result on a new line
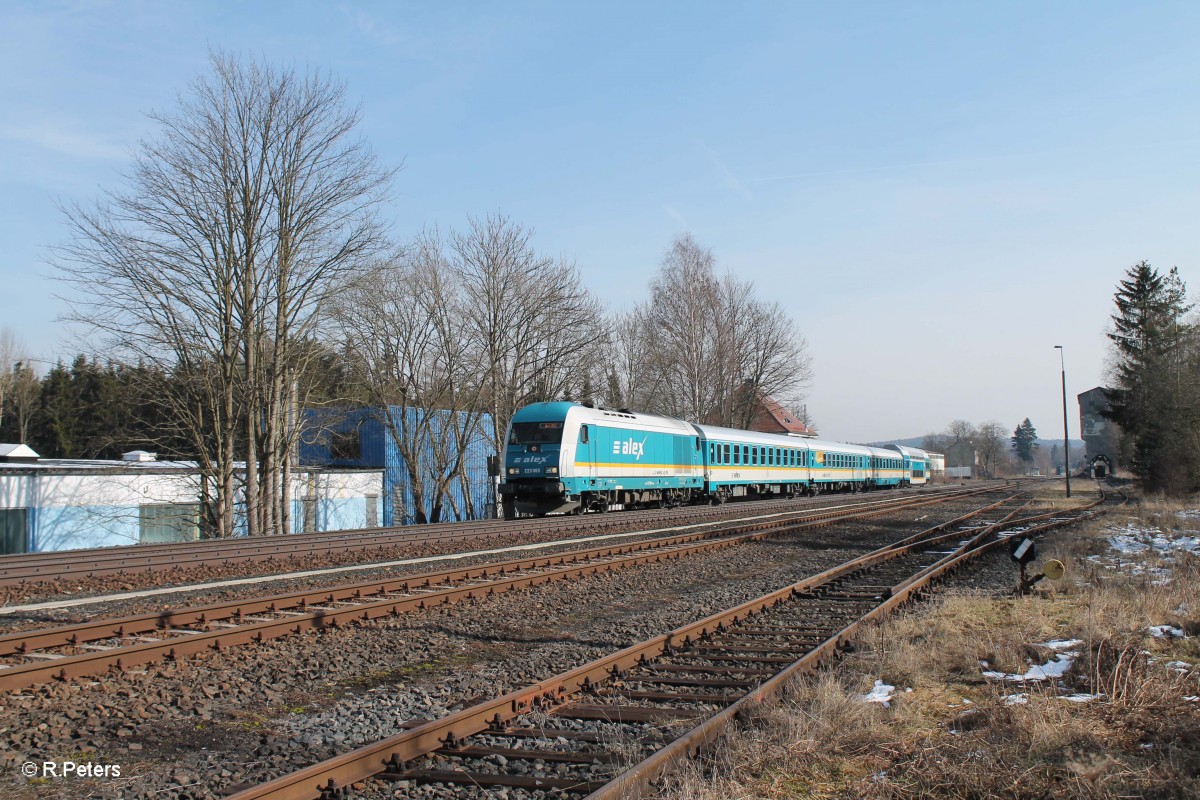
top-left (0, 483), bottom-right (993, 589)
top-left (223, 484), bottom-right (1118, 800)
top-left (0, 485), bottom-right (1008, 692)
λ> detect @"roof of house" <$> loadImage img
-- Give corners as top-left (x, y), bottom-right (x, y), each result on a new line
top-left (0, 443), bottom-right (40, 461)
top-left (756, 394), bottom-right (814, 435)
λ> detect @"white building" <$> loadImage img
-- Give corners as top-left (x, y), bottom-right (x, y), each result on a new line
top-left (0, 447), bottom-right (382, 554)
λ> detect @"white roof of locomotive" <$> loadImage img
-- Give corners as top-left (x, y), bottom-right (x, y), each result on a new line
top-left (570, 404), bottom-right (697, 434)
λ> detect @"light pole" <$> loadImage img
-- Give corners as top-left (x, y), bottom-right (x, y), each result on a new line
top-left (1054, 345), bottom-right (1071, 497)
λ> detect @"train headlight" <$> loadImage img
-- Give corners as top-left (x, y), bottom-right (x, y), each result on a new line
top-left (546, 467), bottom-right (558, 475)
top-left (507, 467), bottom-right (519, 475)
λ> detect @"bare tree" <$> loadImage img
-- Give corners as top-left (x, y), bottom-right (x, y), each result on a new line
top-left (976, 420), bottom-right (1008, 478)
top-left (10, 361), bottom-right (40, 445)
top-left (0, 328), bottom-right (19, 431)
top-left (450, 214), bottom-right (604, 455)
top-left (946, 419), bottom-right (977, 445)
top-left (639, 234), bottom-right (722, 421)
top-left (626, 233), bottom-right (812, 427)
top-left (332, 230), bottom-right (493, 523)
top-left (55, 51), bottom-right (392, 537)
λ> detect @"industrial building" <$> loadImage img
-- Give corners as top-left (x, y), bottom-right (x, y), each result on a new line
top-left (1077, 386), bottom-right (1121, 477)
top-left (0, 404), bottom-right (496, 555)
top-left (0, 447), bottom-right (382, 555)
top-left (300, 406), bottom-right (496, 526)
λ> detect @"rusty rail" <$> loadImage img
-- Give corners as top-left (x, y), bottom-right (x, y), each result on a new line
top-left (219, 486), bottom-right (1096, 800)
top-left (0, 485), bottom-right (1006, 692)
top-left (0, 483), bottom-right (993, 588)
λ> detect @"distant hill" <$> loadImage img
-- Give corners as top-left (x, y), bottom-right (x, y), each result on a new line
top-left (867, 436), bottom-right (1085, 451)
top-left (866, 436), bottom-right (925, 448)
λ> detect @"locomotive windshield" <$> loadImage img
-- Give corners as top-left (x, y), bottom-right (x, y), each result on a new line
top-left (508, 421), bottom-right (565, 445)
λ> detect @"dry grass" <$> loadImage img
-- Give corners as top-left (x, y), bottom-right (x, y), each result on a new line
top-left (659, 489), bottom-right (1200, 799)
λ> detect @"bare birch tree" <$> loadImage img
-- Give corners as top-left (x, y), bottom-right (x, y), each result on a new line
top-left (450, 214), bottom-right (604, 456)
top-left (0, 329), bottom-right (19, 431)
top-left (9, 362), bottom-right (40, 444)
top-left (623, 233), bottom-right (812, 426)
top-left (332, 229), bottom-right (494, 523)
top-left (976, 420), bottom-right (1008, 478)
top-left (55, 51), bottom-right (392, 537)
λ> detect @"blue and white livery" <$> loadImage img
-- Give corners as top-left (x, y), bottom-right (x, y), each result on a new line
top-left (499, 402), bottom-right (929, 518)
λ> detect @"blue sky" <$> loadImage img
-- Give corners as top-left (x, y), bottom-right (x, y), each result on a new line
top-left (1, 1), bottom-right (1197, 442)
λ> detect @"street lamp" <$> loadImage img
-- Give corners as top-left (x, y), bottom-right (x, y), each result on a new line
top-left (1054, 345), bottom-right (1071, 498)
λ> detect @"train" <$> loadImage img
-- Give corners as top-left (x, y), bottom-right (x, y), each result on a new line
top-left (498, 401), bottom-right (930, 518)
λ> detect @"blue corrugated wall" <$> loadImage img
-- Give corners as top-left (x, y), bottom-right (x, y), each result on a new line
top-left (301, 406), bottom-right (495, 526)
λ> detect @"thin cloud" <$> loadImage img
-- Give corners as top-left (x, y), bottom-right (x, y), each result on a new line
top-left (0, 121), bottom-right (126, 161)
top-left (759, 136), bottom-right (1200, 183)
top-left (663, 204), bottom-right (688, 228)
top-left (698, 139), bottom-right (754, 202)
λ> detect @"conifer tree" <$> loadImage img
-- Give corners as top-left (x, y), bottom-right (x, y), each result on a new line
top-left (1103, 261), bottom-right (1196, 492)
top-left (1011, 418), bottom-right (1038, 464)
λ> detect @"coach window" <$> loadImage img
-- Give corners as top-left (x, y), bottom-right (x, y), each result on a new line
top-left (580, 425), bottom-right (589, 444)
top-left (733, 446), bottom-right (740, 465)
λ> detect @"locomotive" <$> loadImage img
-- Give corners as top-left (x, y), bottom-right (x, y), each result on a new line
top-left (498, 401), bottom-right (929, 518)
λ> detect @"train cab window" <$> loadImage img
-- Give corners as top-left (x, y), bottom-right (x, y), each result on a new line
top-left (510, 421), bottom-right (564, 445)
top-left (708, 443), bottom-right (714, 461)
top-left (579, 425), bottom-right (589, 444)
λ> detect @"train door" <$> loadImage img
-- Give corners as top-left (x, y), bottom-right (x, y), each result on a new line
top-left (579, 423), bottom-right (596, 482)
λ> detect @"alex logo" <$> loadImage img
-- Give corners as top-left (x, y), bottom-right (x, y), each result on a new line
top-left (612, 437), bottom-right (647, 460)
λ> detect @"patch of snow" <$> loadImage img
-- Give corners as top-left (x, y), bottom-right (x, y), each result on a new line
top-left (1148, 625), bottom-right (1187, 639)
top-left (1176, 510), bottom-right (1200, 520)
top-left (1184, 696), bottom-right (1200, 702)
top-left (1165, 660), bottom-right (1192, 673)
top-left (1108, 534), bottom-right (1150, 554)
top-left (862, 679), bottom-right (896, 707)
top-left (1151, 533), bottom-right (1200, 554)
top-left (1038, 638), bottom-right (1083, 650)
top-left (983, 652), bottom-right (1077, 682)
top-left (1058, 693), bottom-right (1102, 703)
top-left (1004, 693), bottom-right (1028, 705)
